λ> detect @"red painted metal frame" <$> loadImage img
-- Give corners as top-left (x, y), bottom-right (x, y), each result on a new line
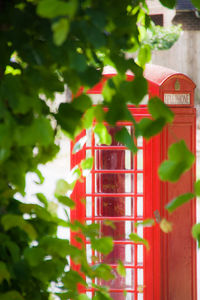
top-left (70, 65), bottom-right (197, 300)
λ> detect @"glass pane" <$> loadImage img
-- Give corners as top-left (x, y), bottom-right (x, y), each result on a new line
top-left (137, 174), bottom-right (143, 194)
top-left (99, 268), bottom-right (134, 289)
top-left (138, 294), bottom-right (143, 300)
top-left (137, 245), bottom-right (143, 266)
top-left (95, 174), bottom-right (134, 193)
top-left (137, 197), bottom-right (143, 217)
top-left (137, 137), bottom-right (143, 147)
top-left (95, 150), bottom-right (134, 170)
top-left (109, 292), bottom-right (134, 300)
top-left (137, 150), bottom-right (143, 170)
top-left (86, 244), bottom-right (92, 263)
top-left (102, 244), bottom-right (134, 265)
top-left (86, 173), bottom-right (92, 193)
top-left (86, 197), bottom-right (92, 217)
top-left (137, 269), bottom-right (143, 285)
top-left (137, 226), bottom-right (143, 238)
top-left (86, 128), bottom-right (92, 147)
top-left (95, 197), bottom-right (134, 217)
top-left (98, 221), bottom-right (134, 240)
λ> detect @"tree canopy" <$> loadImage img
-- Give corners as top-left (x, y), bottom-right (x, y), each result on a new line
top-left (0, 0), bottom-right (200, 299)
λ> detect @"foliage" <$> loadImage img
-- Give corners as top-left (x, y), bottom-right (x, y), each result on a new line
top-left (0, 0), bottom-right (199, 299)
top-left (143, 24), bottom-right (182, 50)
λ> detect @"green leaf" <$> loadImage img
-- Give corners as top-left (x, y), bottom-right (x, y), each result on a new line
top-left (115, 127), bottom-right (137, 153)
top-left (117, 260), bottom-right (126, 277)
top-left (191, 0), bottom-right (200, 9)
top-left (0, 291), bottom-right (24, 300)
top-left (166, 192), bottom-right (194, 213)
top-left (55, 179), bottom-right (75, 197)
top-left (119, 77), bottom-right (148, 105)
top-left (135, 218), bottom-right (155, 227)
top-left (195, 180), bottom-right (200, 196)
top-left (148, 97), bottom-right (174, 123)
top-left (56, 102), bottom-right (83, 138)
top-left (129, 233), bottom-right (149, 250)
top-left (159, 140), bottom-right (195, 182)
top-left (139, 117), bottom-right (166, 139)
top-left (37, 0), bottom-right (77, 19)
top-left (192, 223), bottom-right (200, 248)
top-left (159, 0), bottom-right (176, 9)
top-left (92, 264), bottom-right (115, 280)
top-left (91, 237), bottom-right (113, 255)
top-left (94, 123), bottom-right (112, 145)
top-left (62, 270), bottom-right (86, 289)
top-left (93, 291), bottom-right (112, 300)
top-left (1, 214), bottom-right (37, 240)
top-left (36, 193), bottom-right (48, 207)
top-left (24, 247), bottom-right (45, 267)
top-left (137, 44), bottom-right (151, 67)
top-left (57, 196), bottom-right (75, 208)
top-left (52, 18), bottom-right (70, 46)
top-left (72, 95), bottom-right (92, 112)
top-left (0, 261), bottom-right (10, 284)
top-left (39, 237), bottom-right (72, 259)
top-left (81, 157), bottom-right (93, 170)
top-left (16, 117), bottom-right (54, 146)
top-left (68, 52), bottom-right (87, 72)
top-left (77, 295), bottom-right (90, 300)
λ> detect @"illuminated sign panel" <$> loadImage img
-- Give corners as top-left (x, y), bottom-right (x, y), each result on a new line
top-left (164, 94), bottom-right (190, 105)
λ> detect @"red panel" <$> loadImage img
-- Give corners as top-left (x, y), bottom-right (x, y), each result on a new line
top-left (160, 108), bottom-right (196, 300)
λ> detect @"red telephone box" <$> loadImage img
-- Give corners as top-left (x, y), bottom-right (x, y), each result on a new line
top-left (71, 65), bottom-right (197, 300)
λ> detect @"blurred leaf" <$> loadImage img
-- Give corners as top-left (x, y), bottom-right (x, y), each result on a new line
top-left (0, 261), bottom-right (10, 284)
top-left (191, 0), bottom-right (200, 9)
top-left (81, 157), bottom-right (93, 170)
top-left (160, 218), bottom-right (173, 233)
top-left (1, 214), bottom-right (37, 240)
top-left (91, 237), bottom-right (113, 255)
top-left (0, 291), bottom-right (24, 300)
top-left (159, 140), bottom-right (195, 182)
top-left (137, 44), bottom-right (151, 67)
top-left (72, 95), bottom-right (92, 112)
top-left (36, 193), bottom-right (48, 207)
top-left (94, 123), bottom-right (112, 145)
top-left (119, 77), bottom-right (148, 105)
top-left (115, 127), bottom-right (137, 153)
top-left (139, 117), bottom-right (166, 139)
top-left (62, 270), bottom-right (86, 290)
top-left (24, 247), bottom-right (45, 267)
top-left (129, 233), bottom-right (149, 250)
top-left (55, 179), bottom-right (75, 197)
top-left (148, 97), bottom-right (174, 123)
top-left (69, 52), bottom-right (87, 72)
top-left (195, 180), bottom-right (200, 196)
top-left (34, 169), bottom-right (44, 185)
top-left (159, 0), bottom-right (176, 9)
top-left (192, 223), bottom-right (200, 248)
top-left (52, 18), bottom-right (70, 46)
top-left (166, 192), bottom-right (194, 213)
top-left (135, 218), bottom-right (155, 227)
top-left (37, 0), bottom-right (77, 18)
top-left (92, 264), bottom-right (114, 280)
top-left (117, 260), bottom-right (126, 277)
top-left (93, 291), bottom-right (112, 300)
top-left (77, 295), bottom-right (90, 300)
top-left (57, 196), bottom-right (75, 208)
top-left (56, 102), bottom-right (83, 138)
